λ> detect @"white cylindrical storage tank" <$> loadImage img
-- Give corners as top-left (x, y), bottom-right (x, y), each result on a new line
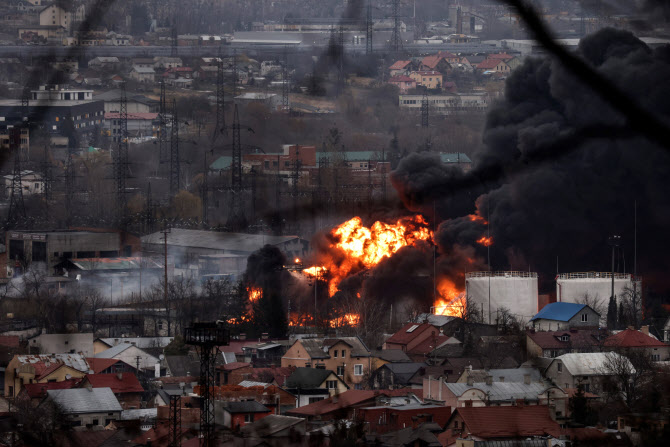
top-left (556, 272), bottom-right (641, 316)
top-left (465, 271), bottom-right (538, 325)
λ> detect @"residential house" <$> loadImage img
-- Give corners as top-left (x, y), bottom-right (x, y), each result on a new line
top-left (544, 352), bottom-right (634, 394)
top-left (420, 55), bottom-right (452, 73)
top-left (165, 354), bottom-right (200, 379)
top-left (285, 389), bottom-right (422, 422)
top-left (247, 366), bottom-right (294, 387)
top-left (389, 60), bottom-right (412, 77)
top-left (130, 66), bottom-right (155, 83)
top-left (526, 328), bottom-right (607, 358)
top-left (45, 387), bottom-right (123, 428)
top-left (456, 367), bottom-right (542, 384)
top-left (437, 51), bottom-right (461, 65)
top-left (18, 378), bottom-right (81, 405)
top-left (383, 322), bottom-right (440, 353)
top-left (131, 58), bottom-right (155, 69)
top-left (530, 302), bottom-right (600, 331)
top-left (3, 170), bottom-right (44, 199)
top-left (93, 342), bottom-right (159, 373)
top-left (164, 67), bottom-right (195, 80)
top-left (86, 358), bottom-right (138, 375)
top-left (39, 2), bottom-right (84, 34)
top-left (4, 354), bottom-right (90, 398)
top-left (461, 55), bottom-right (486, 69)
top-left (281, 337), bottom-right (372, 389)
top-left (603, 326), bottom-right (670, 361)
top-left (424, 376), bottom-right (568, 419)
top-left (153, 57), bottom-right (183, 69)
top-left (239, 414), bottom-right (306, 440)
top-left (217, 401), bottom-right (272, 429)
top-left (440, 406), bottom-right (562, 447)
top-left (388, 75), bottom-right (416, 93)
top-left (284, 368), bottom-right (347, 406)
top-left (29, 333), bottom-right (94, 357)
top-left (218, 362), bottom-right (252, 385)
top-left (370, 362), bottom-right (426, 389)
top-left (132, 422), bottom-right (197, 446)
top-left (94, 337), bottom-right (174, 354)
top-left (235, 382), bottom-right (297, 413)
top-left (356, 403), bottom-right (451, 434)
top-left (79, 373), bottom-right (144, 409)
top-left (240, 340), bottom-right (289, 367)
top-left (409, 70), bottom-right (443, 89)
top-left (475, 58), bottom-right (510, 74)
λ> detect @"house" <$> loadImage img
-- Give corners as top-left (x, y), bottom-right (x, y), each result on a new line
top-left (232, 383), bottom-right (297, 412)
top-left (240, 340), bottom-right (289, 367)
top-left (370, 362), bottom-right (426, 389)
top-left (388, 75), bottom-right (416, 93)
top-left (420, 55), bottom-right (452, 73)
top-left (132, 58), bottom-right (155, 69)
top-left (164, 67), bottom-right (195, 80)
top-left (456, 367), bottom-right (543, 384)
top-left (130, 66), bottom-right (155, 83)
top-left (530, 302), bottom-right (600, 331)
top-left (461, 55), bottom-right (486, 69)
top-left (165, 355), bottom-right (200, 379)
top-left (45, 387), bottom-right (123, 428)
top-left (284, 368), bottom-right (348, 406)
top-left (94, 342), bottom-right (159, 372)
top-left (247, 366), bottom-right (294, 387)
top-left (3, 170), bottom-right (43, 198)
top-left (153, 57), bottom-right (183, 69)
top-left (357, 403), bottom-right (451, 434)
top-left (29, 333), bottom-right (94, 357)
top-left (216, 401), bottom-right (272, 429)
top-left (132, 421), bottom-right (197, 446)
top-left (18, 378), bottom-right (81, 405)
top-left (603, 327), bottom-right (670, 361)
top-left (544, 352), bottom-right (634, 394)
top-left (383, 322), bottom-right (441, 353)
top-left (240, 414), bottom-right (306, 440)
top-left (526, 328), bottom-right (607, 358)
top-left (87, 57), bottom-right (120, 69)
top-left (409, 70), bottom-right (443, 89)
top-left (285, 389), bottom-right (422, 421)
top-left (440, 406), bottom-right (562, 446)
top-left (389, 60), bottom-right (412, 76)
top-left (86, 358), bottom-right (138, 375)
top-left (475, 58), bottom-right (510, 74)
top-left (425, 376), bottom-right (568, 418)
top-left (217, 362), bottom-right (252, 385)
top-left (375, 425), bottom-right (443, 446)
top-left (281, 337), bottom-right (372, 389)
top-left (437, 51), bottom-right (461, 65)
top-left (4, 354), bottom-right (90, 398)
top-left (94, 337), bottom-right (174, 354)
top-left (79, 373), bottom-right (144, 409)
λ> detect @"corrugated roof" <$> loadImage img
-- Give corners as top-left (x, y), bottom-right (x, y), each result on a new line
top-left (47, 387), bottom-right (123, 414)
top-left (531, 302), bottom-right (587, 322)
top-left (210, 156), bottom-right (232, 170)
top-left (69, 257), bottom-right (162, 271)
top-left (141, 228), bottom-right (301, 253)
top-left (17, 354), bottom-right (90, 374)
top-left (552, 352), bottom-right (634, 376)
top-left (445, 381), bottom-right (555, 402)
top-left (464, 368), bottom-right (543, 384)
top-left (222, 400), bottom-right (270, 413)
top-left (452, 406), bottom-right (561, 439)
top-left (94, 343), bottom-right (133, 358)
top-left (120, 408), bottom-right (157, 420)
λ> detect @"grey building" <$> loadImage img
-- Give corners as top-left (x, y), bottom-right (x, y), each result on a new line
top-left (30, 333), bottom-right (94, 357)
top-left (530, 302), bottom-right (601, 331)
top-left (45, 387), bottom-right (123, 427)
top-left (545, 352), bottom-right (634, 394)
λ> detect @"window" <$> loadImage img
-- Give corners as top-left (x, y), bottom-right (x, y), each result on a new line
top-left (557, 363), bottom-right (562, 372)
top-left (581, 313), bottom-right (588, 322)
top-left (92, 419), bottom-right (99, 426)
top-left (560, 335), bottom-right (569, 341)
top-left (244, 414), bottom-right (253, 423)
top-left (326, 380), bottom-right (337, 389)
top-left (336, 366), bottom-right (344, 376)
top-left (333, 350), bottom-right (338, 358)
top-left (355, 383), bottom-right (362, 390)
top-left (341, 349), bottom-right (346, 357)
top-left (354, 364), bottom-right (363, 376)
top-left (651, 354), bottom-right (660, 361)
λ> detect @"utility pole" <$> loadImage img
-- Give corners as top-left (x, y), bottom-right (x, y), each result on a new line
top-left (158, 80), bottom-right (168, 162)
top-left (6, 127), bottom-right (26, 229)
top-left (609, 235), bottom-right (622, 304)
top-left (145, 182), bottom-right (156, 234)
top-left (226, 104), bottom-right (247, 231)
top-left (162, 227), bottom-right (171, 337)
top-left (169, 99), bottom-right (180, 197)
top-left (114, 83), bottom-right (130, 225)
top-left (337, 26), bottom-right (345, 97)
top-left (231, 49), bottom-right (239, 98)
top-left (366, 0), bottom-right (373, 54)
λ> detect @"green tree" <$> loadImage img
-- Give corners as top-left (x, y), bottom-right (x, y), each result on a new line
top-left (607, 296), bottom-right (617, 329)
top-left (569, 384), bottom-right (589, 426)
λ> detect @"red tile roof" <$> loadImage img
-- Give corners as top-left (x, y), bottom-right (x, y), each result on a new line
top-left (219, 362), bottom-right (251, 371)
top-left (286, 389), bottom-right (418, 417)
top-left (488, 53), bottom-right (515, 60)
top-left (408, 334), bottom-right (449, 357)
top-left (421, 55), bottom-right (446, 69)
top-left (438, 51), bottom-right (459, 59)
top-left (23, 379), bottom-right (81, 399)
top-left (220, 340), bottom-right (257, 355)
top-left (477, 59), bottom-right (506, 70)
top-left (385, 322), bottom-right (434, 346)
top-left (0, 335), bottom-right (20, 348)
top-left (86, 358), bottom-right (121, 374)
top-left (603, 329), bottom-right (667, 348)
top-left (389, 60), bottom-right (411, 70)
top-left (389, 75), bottom-right (415, 83)
top-left (35, 362), bottom-right (66, 380)
top-left (83, 373), bottom-right (144, 394)
top-left (454, 405), bottom-right (562, 439)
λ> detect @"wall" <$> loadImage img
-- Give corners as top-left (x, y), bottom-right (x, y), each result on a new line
top-left (533, 307), bottom-right (600, 331)
top-left (106, 345), bottom-right (158, 370)
top-left (69, 410), bottom-right (121, 427)
top-left (323, 341), bottom-right (370, 388)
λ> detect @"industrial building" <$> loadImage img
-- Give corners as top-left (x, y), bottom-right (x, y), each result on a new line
top-left (556, 272), bottom-right (641, 318)
top-left (465, 271), bottom-right (538, 324)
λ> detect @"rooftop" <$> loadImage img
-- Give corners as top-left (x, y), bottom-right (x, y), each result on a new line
top-left (83, 373), bottom-right (144, 394)
top-left (552, 352), bottom-right (634, 376)
top-left (141, 228), bottom-right (301, 253)
top-left (603, 328), bottom-right (667, 348)
top-left (531, 302), bottom-right (589, 322)
top-left (47, 387), bottom-right (123, 414)
top-left (449, 405), bottom-right (561, 439)
top-left (444, 381), bottom-right (556, 402)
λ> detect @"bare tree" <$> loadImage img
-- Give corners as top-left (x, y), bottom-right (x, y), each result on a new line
top-left (576, 291), bottom-right (605, 323)
top-left (619, 285), bottom-right (643, 329)
top-left (600, 351), bottom-right (650, 409)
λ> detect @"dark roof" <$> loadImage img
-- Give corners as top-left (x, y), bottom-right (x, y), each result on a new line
top-left (385, 323), bottom-right (435, 346)
top-left (285, 367), bottom-right (337, 389)
top-left (286, 389), bottom-right (418, 417)
top-left (377, 363), bottom-right (427, 385)
top-left (527, 329), bottom-right (605, 350)
top-left (372, 349), bottom-right (411, 363)
top-left (222, 400), bottom-right (270, 413)
top-left (324, 336), bottom-right (370, 357)
top-left (23, 379), bottom-right (81, 399)
top-left (450, 405), bottom-right (562, 439)
top-left (166, 355), bottom-right (200, 377)
top-left (296, 338), bottom-right (330, 359)
top-left (240, 414), bottom-right (304, 437)
top-left (377, 425), bottom-right (441, 447)
top-left (531, 302), bottom-right (588, 322)
top-left (0, 335), bottom-right (20, 348)
top-left (83, 373), bottom-right (143, 394)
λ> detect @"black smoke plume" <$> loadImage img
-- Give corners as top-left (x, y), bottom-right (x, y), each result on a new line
top-left (392, 29), bottom-right (670, 293)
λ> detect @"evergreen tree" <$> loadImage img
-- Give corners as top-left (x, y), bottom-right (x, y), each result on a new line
top-left (607, 296), bottom-right (617, 329)
top-left (618, 301), bottom-right (627, 329)
top-left (568, 384), bottom-right (589, 426)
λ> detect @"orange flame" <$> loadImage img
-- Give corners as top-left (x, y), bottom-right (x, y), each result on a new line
top-left (247, 286), bottom-right (262, 302)
top-left (329, 313), bottom-right (361, 328)
top-left (306, 215), bottom-right (433, 296)
top-left (468, 214), bottom-right (488, 225)
top-left (433, 278), bottom-right (466, 317)
top-left (477, 236), bottom-right (493, 247)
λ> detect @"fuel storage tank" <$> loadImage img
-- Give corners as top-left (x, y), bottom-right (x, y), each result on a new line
top-left (556, 272), bottom-right (641, 314)
top-left (465, 271), bottom-right (538, 324)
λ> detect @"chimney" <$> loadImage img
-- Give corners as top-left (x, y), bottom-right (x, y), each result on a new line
top-left (523, 374), bottom-right (531, 385)
top-left (239, 333), bottom-right (246, 340)
top-left (117, 372), bottom-right (123, 380)
top-left (641, 325), bottom-right (649, 336)
top-left (466, 375), bottom-right (474, 386)
top-left (485, 375), bottom-right (492, 386)
top-left (86, 383), bottom-right (93, 392)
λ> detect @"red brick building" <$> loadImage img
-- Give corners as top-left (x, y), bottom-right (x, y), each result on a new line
top-left (356, 403), bottom-right (451, 434)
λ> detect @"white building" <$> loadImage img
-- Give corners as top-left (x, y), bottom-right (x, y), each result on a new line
top-left (3, 170), bottom-right (44, 198)
top-left (466, 271), bottom-right (538, 324)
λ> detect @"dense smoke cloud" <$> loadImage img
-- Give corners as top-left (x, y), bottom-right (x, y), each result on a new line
top-left (392, 29), bottom-right (670, 293)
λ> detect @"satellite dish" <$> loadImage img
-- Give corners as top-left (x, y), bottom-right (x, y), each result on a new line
top-left (159, 354), bottom-right (165, 361)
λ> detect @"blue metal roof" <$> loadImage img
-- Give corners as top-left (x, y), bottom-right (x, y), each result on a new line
top-left (530, 302), bottom-right (586, 322)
